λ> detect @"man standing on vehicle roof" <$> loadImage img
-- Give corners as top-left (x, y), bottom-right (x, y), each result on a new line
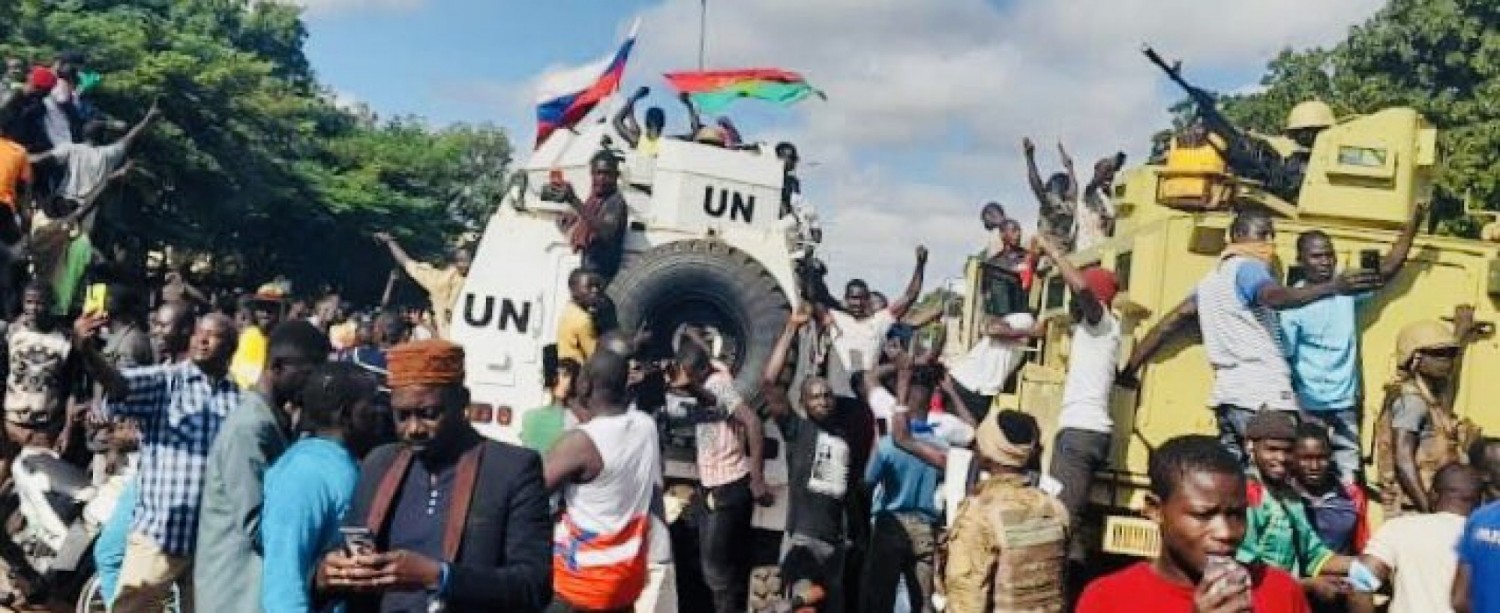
top-left (1121, 208), bottom-right (1382, 465)
top-left (557, 150), bottom-right (629, 284)
top-left (373, 233), bottom-right (472, 340)
top-left (1280, 203), bottom-right (1423, 484)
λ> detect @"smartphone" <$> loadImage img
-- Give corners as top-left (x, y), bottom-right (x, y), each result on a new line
top-left (1360, 249), bottom-right (1381, 272)
top-left (340, 526), bottom-right (376, 556)
top-left (83, 284), bottom-right (108, 316)
top-left (1205, 555), bottom-right (1251, 598)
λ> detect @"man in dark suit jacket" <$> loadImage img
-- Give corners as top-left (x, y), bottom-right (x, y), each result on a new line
top-left (318, 340), bottom-right (552, 612)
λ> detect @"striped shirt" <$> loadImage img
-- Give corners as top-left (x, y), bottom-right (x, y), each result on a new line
top-left (1195, 256), bottom-right (1297, 411)
top-left (104, 361), bottom-right (241, 556)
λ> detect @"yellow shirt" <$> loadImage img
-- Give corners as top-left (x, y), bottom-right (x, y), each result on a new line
top-left (638, 134), bottom-right (660, 158)
top-left (557, 302), bottom-right (598, 364)
top-left (230, 326), bottom-right (267, 389)
top-left (402, 261), bottom-right (465, 339)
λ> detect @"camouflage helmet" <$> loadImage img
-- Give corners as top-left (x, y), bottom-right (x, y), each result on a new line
top-left (1286, 100), bottom-right (1336, 132)
top-left (1395, 320), bottom-right (1458, 368)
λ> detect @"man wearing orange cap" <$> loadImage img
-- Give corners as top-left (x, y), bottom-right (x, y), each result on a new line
top-left (1033, 234), bottom-right (1122, 597)
top-left (318, 339), bottom-right (551, 613)
top-left (229, 284), bottom-right (284, 388)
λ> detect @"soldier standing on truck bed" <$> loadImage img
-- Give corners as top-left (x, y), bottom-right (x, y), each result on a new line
top-left (1279, 204), bottom-right (1424, 484)
top-left (1121, 209), bottom-right (1381, 465)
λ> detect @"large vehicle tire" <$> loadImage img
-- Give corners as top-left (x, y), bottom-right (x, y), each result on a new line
top-left (608, 239), bottom-right (791, 397)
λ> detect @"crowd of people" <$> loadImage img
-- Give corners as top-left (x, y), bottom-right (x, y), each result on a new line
top-left (1, 46), bottom-right (1499, 613)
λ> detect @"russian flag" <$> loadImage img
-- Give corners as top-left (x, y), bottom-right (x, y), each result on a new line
top-left (535, 20), bottom-right (639, 146)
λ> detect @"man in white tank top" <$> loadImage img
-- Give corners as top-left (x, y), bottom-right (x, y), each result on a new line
top-left (545, 335), bottom-right (663, 612)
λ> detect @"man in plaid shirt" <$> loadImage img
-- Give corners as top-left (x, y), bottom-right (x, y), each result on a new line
top-left (75, 312), bottom-right (241, 613)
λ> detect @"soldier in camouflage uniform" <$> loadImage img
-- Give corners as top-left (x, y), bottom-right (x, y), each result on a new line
top-left (1375, 310), bottom-right (1481, 517)
top-left (940, 409), bottom-right (1068, 612)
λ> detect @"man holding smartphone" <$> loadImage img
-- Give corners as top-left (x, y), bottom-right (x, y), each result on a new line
top-left (1279, 203), bottom-right (1424, 483)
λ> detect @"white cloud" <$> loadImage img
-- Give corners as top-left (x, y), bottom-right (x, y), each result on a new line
top-left (516, 0), bottom-right (1384, 293)
top-left (286, 0), bottom-right (425, 16)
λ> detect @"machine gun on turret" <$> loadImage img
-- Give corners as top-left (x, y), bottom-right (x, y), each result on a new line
top-left (1144, 46), bottom-right (1303, 203)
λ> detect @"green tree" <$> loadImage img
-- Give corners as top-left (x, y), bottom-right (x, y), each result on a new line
top-left (1217, 0), bottom-right (1500, 235)
top-left (1, 0), bottom-right (511, 302)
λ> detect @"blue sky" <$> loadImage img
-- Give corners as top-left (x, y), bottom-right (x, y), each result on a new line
top-left (300, 0), bottom-right (1384, 293)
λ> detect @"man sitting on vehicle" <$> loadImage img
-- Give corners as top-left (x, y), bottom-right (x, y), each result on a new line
top-left (613, 86), bottom-right (666, 157)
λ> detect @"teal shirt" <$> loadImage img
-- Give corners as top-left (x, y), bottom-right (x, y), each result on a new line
top-left (520, 404), bottom-right (567, 452)
top-left (1278, 289), bottom-right (1372, 411)
top-left (260, 437), bottom-right (359, 613)
top-left (194, 392), bottom-right (289, 613)
top-left (1235, 478), bottom-right (1334, 577)
top-left (865, 426), bottom-right (944, 522)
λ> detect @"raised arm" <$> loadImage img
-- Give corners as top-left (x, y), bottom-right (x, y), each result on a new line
top-left (372, 233), bottom-right (416, 269)
top-left (678, 92), bottom-right (703, 133)
top-left (1377, 203), bottom-right (1426, 281)
top-left (890, 354), bottom-right (948, 468)
top-left (888, 246), bottom-right (928, 320)
top-left (612, 87), bottom-right (648, 148)
top-left (760, 314), bottom-right (803, 420)
top-left (1022, 137), bottom-right (1047, 205)
top-left (1034, 235), bottom-right (1103, 325)
top-left (117, 99), bottom-right (163, 153)
top-left (1119, 296), bottom-right (1198, 386)
top-left (1257, 266), bottom-right (1381, 310)
top-left (1058, 141), bottom-right (1079, 203)
top-left (72, 313), bottom-right (129, 401)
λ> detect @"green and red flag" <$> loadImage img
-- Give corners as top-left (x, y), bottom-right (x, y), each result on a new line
top-left (663, 68), bottom-right (825, 114)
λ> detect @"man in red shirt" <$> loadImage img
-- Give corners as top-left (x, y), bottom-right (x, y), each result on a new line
top-left (1078, 435), bottom-right (1311, 613)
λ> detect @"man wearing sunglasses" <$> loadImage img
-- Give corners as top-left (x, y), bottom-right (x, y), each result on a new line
top-left (319, 339), bottom-right (552, 613)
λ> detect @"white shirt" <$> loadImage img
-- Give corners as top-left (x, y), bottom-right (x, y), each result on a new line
top-left (826, 308), bottom-right (896, 398)
top-left (1057, 311), bottom-right (1121, 433)
top-left (1363, 511), bottom-right (1465, 613)
top-left (948, 312), bottom-right (1035, 396)
top-left (53, 141), bottom-right (127, 203)
top-left (868, 388), bottom-right (976, 447)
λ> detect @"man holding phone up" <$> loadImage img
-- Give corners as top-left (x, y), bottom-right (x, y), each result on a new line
top-left (1279, 203), bottom-right (1424, 484)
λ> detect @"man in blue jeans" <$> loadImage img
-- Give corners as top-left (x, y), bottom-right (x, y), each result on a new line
top-left (1279, 205), bottom-right (1422, 483)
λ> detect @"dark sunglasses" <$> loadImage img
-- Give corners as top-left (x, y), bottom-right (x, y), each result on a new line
top-left (1418, 347), bottom-right (1460, 359)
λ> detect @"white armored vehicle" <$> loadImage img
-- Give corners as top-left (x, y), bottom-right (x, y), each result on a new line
top-left (453, 109), bottom-right (821, 611)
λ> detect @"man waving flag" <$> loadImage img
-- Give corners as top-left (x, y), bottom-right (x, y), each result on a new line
top-left (535, 19), bottom-right (640, 146)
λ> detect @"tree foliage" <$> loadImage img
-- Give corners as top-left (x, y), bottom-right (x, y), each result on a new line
top-left (2, 0), bottom-right (512, 300)
top-left (1215, 0), bottom-right (1500, 235)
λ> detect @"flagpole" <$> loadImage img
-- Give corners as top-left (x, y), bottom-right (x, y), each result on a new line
top-left (698, 0), bottom-right (707, 70)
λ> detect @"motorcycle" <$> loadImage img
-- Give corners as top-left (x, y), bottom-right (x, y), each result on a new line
top-left (6, 447), bottom-right (179, 612)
